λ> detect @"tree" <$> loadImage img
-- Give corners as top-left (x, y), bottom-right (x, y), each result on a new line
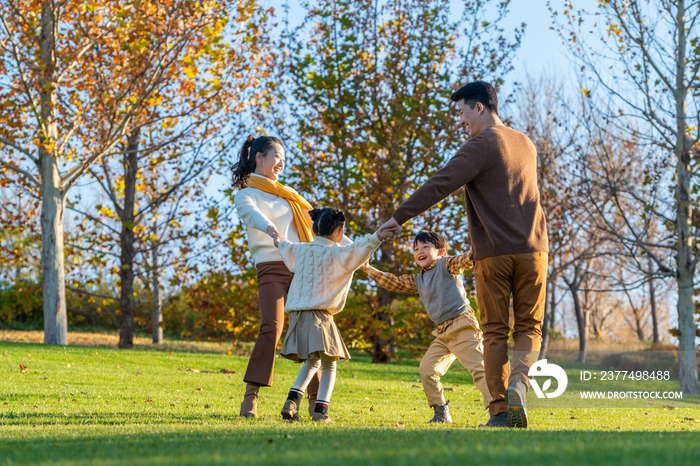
top-left (553, 0), bottom-right (700, 393)
top-left (279, 0), bottom-right (522, 362)
top-left (0, 0), bottom-right (270, 345)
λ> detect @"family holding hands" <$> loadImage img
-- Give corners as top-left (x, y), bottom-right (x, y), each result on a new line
top-left (233, 82), bottom-right (549, 428)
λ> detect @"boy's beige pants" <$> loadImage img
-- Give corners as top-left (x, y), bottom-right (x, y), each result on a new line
top-left (419, 313), bottom-right (492, 408)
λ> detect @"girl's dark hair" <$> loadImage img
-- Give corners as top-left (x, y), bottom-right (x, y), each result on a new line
top-left (232, 135), bottom-right (283, 188)
top-left (309, 207), bottom-right (346, 237)
top-left (414, 231), bottom-right (449, 251)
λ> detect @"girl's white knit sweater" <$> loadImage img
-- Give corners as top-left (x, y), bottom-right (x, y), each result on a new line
top-left (233, 174), bottom-right (301, 265)
top-left (278, 233), bottom-right (382, 314)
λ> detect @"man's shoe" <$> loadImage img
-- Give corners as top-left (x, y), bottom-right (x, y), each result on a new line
top-left (478, 411), bottom-right (509, 427)
top-left (281, 399), bottom-right (300, 422)
top-left (506, 376), bottom-right (528, 428)
top-left (311, 412), bottom-right (333, 423)
top-left (427, 401), bottom-right (453, 424)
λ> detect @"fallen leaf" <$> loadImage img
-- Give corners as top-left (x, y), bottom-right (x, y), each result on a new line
top-left (205, 404), bottom-right (211, 409)
top-left (132, 401), bottom-right (137, 404)
top-left (570, 416), bottom-right (578, 420)
top-left (412, 385), bottom-right (421, 388)
top-left (187, 368), bottom-right (200, 373)
top-left (196, 388), bottom-right (204, 391)
top-left (33, 405), bottom-right (38, 409)
top-left (220, 369), bottom-right (235, 374)
top-left (684, 417), bottom-right (697, 421)
top-left (396, 422), bottom-right (405, 428)
top-left (444, 387), bottom-right (454, 392)
top-left (267, 439), bottom-right (273, 444)
top-left (2, 353), bottom-right (8, 356)
top-left (370, 406), bottom-right (374, 411)
top-left (666, 405), bottom-right (679, 410)
top-left (72, 399), bottom-right (77, 402)
top-left (170, 403), bottom-right (175, 407)
top-left (19, 364), bottom-right (28, 373)
top-left (3, 402), bottom-right (8, 405)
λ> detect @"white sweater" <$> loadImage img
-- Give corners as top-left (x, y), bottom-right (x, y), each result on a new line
top-left (234, 174), bottom-right (352, 266)
top-left (233, 175), bottom-right (302, 265)
top-left (278, 233), bottom-right (382, 314)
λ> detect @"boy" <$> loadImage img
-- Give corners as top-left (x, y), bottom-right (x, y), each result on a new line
top-left (361, 231), bottom-right (491, 423)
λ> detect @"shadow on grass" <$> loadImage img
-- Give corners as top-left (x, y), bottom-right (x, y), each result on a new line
top-left (0, 424), bottom-right (698, 466)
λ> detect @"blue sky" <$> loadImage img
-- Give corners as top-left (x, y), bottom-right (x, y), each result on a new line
top-left (263, 0), bottom-right (595, 97)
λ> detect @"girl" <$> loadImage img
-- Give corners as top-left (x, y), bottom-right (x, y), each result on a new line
top-left (273, 207), bottom-right (383, 422)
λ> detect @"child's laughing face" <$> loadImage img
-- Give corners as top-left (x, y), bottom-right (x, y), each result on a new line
top-left (413, 241), bottom-right (446, 269)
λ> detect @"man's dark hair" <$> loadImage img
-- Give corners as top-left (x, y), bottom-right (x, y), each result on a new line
top-left (450, 80), bottom-right (498, 115)
top-left (413, 231), bottom-right (449, 252)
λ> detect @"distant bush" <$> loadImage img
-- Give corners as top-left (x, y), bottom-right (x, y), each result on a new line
top-left (0, 280), bottom-right (43, 326)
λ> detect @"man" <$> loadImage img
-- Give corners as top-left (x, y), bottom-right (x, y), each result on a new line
top-left (377, 81), bottom-right (548, 428)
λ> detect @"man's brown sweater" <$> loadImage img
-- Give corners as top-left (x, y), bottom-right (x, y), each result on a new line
top-left (392, 125), bottom-right (548, 261)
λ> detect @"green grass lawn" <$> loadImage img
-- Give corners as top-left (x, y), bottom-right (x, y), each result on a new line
top-left (1, 340), bottom-right (699, 466)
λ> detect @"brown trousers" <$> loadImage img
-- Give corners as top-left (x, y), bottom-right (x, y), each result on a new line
top-left (243, 261), bottom-right (320, 394)
top-left (474, 252), bottom-right (548, 415)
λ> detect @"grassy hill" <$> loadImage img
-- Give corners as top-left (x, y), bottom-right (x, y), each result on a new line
top-left (1, 339), bottom-right (699, 465)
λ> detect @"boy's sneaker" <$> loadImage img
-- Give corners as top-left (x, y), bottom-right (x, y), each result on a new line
top-left (478, 412), bottom-right (509, 427)
top-left (281, 399), bottom-right (300, 422)
top-left (427, 401), bottom-right (452, 423)
top-left (311, 412), bottom-right (333, 423)
top-left (506, 376), bottom-right (528, 428)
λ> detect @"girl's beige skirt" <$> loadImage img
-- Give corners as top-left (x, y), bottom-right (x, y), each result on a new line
top-left (280, 310), bottom-right (350, 362)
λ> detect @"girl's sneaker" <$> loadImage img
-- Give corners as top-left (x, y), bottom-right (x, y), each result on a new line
top-left (281, 399), bottom-right (301, 422)
top-left (311, 412), bottom-right (333, 423)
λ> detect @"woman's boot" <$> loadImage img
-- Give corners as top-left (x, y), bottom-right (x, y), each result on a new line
top-left (240, 383), bottom-right (259, 418)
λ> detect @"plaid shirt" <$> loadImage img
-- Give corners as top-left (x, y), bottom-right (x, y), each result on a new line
top-left (365, 251), bottom-right (474, 294)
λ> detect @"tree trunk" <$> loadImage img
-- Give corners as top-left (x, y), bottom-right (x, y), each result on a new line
top-left (371, 287), bottom-right (394, 363)
top-left (634, 308), bottom-right (645, 342)
top-left (673, 0), bottom-right (698, 394)
top-left (39, 1), bottom-right (67, 345)
top-left (118, 128), bottom-right (141, 349)
top-left (648, 271), bottom-right (659, 346)
top-left (569, 284), bottom-right (586, 363)
top-left (371, 248), bottom-right (395, 363)
top-left (539, 273), bottom-right (554, 359)
top-left (40, 159), bottom-right (67, 345)
top-left (549, 277), bottom-right (557, 331)
top-left (151, 235), bottom-right (163, 344)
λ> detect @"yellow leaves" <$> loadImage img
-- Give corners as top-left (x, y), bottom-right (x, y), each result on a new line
top-left (581, 88), bottom-right (591, 98)
top-left (96, 205), bottom-right (115, 218)
top-left (184, 67), bottom-right (197, 79)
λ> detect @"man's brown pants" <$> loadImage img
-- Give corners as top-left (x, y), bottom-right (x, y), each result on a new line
top-left (474, 252), bottom-right (548, 415)
top-left (243, 261), bottom-right (319, 395)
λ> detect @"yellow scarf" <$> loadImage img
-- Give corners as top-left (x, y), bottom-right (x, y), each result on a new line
top-left (246, 175), bottom-right (314, 243)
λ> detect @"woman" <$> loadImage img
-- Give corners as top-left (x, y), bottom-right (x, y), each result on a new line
top-left (232, 134), bottom-right (320, 419)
